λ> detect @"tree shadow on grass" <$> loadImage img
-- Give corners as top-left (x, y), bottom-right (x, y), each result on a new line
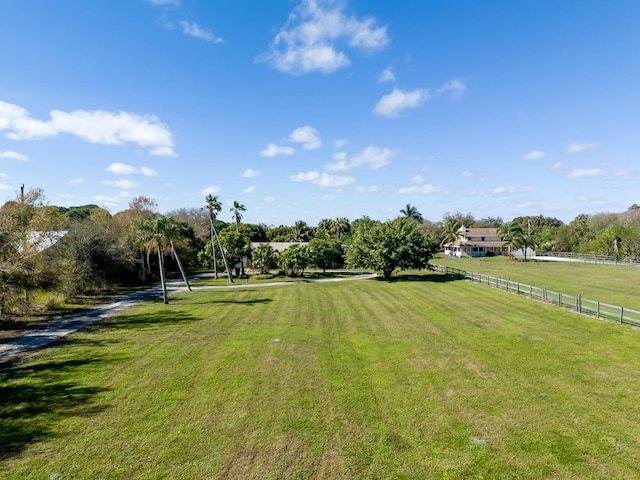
top-left (374, 273), bottom-right (464, 283)
top-left (0, 357), bottom-right (114, 460)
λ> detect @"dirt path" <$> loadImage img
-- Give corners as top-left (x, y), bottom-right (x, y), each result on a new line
top-left (0, 273), bottom-right (376, 365)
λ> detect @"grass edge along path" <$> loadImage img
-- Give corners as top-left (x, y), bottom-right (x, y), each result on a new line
top-left (1, 275), bottom-right (640, 478)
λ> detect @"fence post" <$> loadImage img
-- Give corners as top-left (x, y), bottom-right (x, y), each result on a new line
top-left (576, 294), bottom-right (580, 313)
top-left (543, 287), bottom-right (547, 303)
top-left (596, 301), bottom-right (600, 318)
top-left (620, 307), bottom-right (624, 325)
top-left (496, 277), bottom-right (499, 289)
top-left (529, 285), bottom-right (532, 298)
top-left (516, 281), bottom-right (519, 295)
top-left (558, 292), bottom-right (561, 306)
top-left (506, 279), bottom-right (509, 292)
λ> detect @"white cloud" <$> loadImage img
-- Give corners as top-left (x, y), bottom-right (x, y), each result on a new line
top-left (461, 170), bottom-right (473, 177)
top-left (334, 138), bottom-right (348, 148)
top-left (0, 100), bottom-right (176, 156)
top-left (103, 179), bottom-right (139, 189)
top-left (398, 184), bottom-right (444, 194)
top-left (289, 126), bottom-right (321, 149)
top-left (107, 162), bottom-right (137, 174)
top-left (201, 185), bottom-right (221, 195)
top-left (551, 162), bottom-right (563, 170)
top-left (260, 143), bottom-right (295, 157)
top-left (289, 170), bottom-right (355, 187)
top-left (69, 177), bottom-right (83, 184)
top-left (379, 67), bottom-right (395, 83)
top-left (0, 173), bottom-right (7, 178)
top-left (523, 150), bottom-right (546, 161)
top-left (567, 168), bottom-right (605, 178)
top-left (119, 191), bottom-right (131, 198)
top-left (262, 0), bottom-right (389, 74)
top-left (438, 79), bottom-right (466, 101)
top-left (0, 184), bottom-right (10, 190)
top-left (107, 163), bottom-right (158, 176)
top-left (327, 146), bottom-right (397, 171)
top-left (373, 87), bottom-right (430, 117)
top-left (265, 196), bottom-right (275, 202)
top-left (180, 21), bottom-right (222, 43)
top-left (319, 194), bottom-right (336, 200)
top-left (332, 152), bottom-right (347, 161)
top-left (243, 186), bottom-right (255, 193)
top-left (0, 150), bottom-right (27, 161)
top-left (567, 142), bottom-right (597, 153)
top-left (141, 166), bottom-right (158, 176)
top-left (242, 168), bottom-right (260, 178)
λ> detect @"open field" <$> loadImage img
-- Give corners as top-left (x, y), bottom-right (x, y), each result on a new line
top-left (2, 274), bottom-right (640, 478)
top-left (434, 255), bottom-right (640, 311)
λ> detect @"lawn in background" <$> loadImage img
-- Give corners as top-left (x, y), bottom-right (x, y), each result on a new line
top-left (434, 254), bottom-right (640, 310)
top-left (2, 274), bottom-right (640, 478)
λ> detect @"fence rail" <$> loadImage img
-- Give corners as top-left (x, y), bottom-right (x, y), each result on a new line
top-left (541, 252), bottom-right (640, 265)
top-left (431, 264), bottom-right (640, 328)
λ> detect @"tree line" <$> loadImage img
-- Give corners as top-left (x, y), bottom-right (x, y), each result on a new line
top-left (1, 188), bottom-right (639, 317)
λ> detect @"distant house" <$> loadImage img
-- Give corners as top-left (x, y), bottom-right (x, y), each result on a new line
top-left (443, 226), bottom-right (505, 258)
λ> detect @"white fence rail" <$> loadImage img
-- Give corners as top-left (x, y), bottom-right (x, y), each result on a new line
top-left (431, 264), bottom-right (640, 328)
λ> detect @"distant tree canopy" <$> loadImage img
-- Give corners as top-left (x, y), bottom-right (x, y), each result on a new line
top-left (56, 204), bottom-right (102, 221)
top-left (347, 217), bottom-right (436, 279)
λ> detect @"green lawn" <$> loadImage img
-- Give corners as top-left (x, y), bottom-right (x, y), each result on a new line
top-left (2, 275), bottom-right (640, 478)
top-left (434, 255), bottom-right (640, 311)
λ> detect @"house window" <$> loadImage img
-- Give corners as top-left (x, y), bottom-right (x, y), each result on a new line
top-left (481, 236), bottom-right (485, 241)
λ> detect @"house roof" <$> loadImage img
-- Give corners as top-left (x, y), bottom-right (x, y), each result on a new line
top-left (460, 227), bottom-right (499, 236)
top-left (444, 240), bottom-right (504, 248)
top-left (251, 241), bottom-right (309, 253)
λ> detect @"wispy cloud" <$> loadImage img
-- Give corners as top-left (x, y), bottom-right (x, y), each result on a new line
top-left (567, 168), bottom-right (605, 177)
top-left (260, 143), bottom-right (295, 157)
top-left (398, 184), bottom-right (444, 194)
top-left (326, 146), bottom-right (397, 171)
top-left (0, 150), bottom-right (27, 161)
top-left (289, 126), bottom-right (321, 149)
top-left (355, 185), bottom-right (381, 193)
top-left (103, 179), bottom-right (139, 189)
top-left (290, 170), bottom-right (355, 187)
top-left (242, 168), bottom-right (260, 178)
top-left (437, 79), bottom-right (466, 101)
top-left (201, 186), bottom-right (221, 195)
top-left (523, 150), bottom-right (546, 161)
top-left (492, 186), bottom-right (518, 194)
top-left (243, 186), bottom-right (255, 193)
top-left (334, 138), bottom-right (348, 148)
top-left (262, 0), bottom-right (389, 74)
top-left (0, 100), bottom-right (176, 156)
top-left (373, 87), bottom-right (430, 117)
top-left (379, 67), bottom-right (395, 83)
top-left (69, 177), bottom-right (83, 184)
top-left (107, 162), bottom-right (157, 176)
top-left (551, 162), bottom-right (563, 170)
top-left (179, 21), bottom-right (222, 43)
top-left (567, 142), bottom-right (597, 153)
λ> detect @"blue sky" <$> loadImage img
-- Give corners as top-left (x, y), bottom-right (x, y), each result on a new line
top-left (1, 0), bottom-right (639, 226)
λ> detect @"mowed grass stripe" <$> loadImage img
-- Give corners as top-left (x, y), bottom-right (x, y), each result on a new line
top-left (2, 276), bottom-right (640, 478)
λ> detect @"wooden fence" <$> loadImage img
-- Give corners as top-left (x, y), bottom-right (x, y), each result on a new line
top-left (431, 264), bottom-right (640, 328)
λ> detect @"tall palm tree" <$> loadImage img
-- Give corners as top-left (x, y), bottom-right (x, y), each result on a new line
top-left (137, 215), bottom-right (191, 304)
top-left (332, 217), bottom-right (350, 242)
top-left (230, 201), bottom-right (246, 233)
top-left (400, 204), bottom-right (423, 223)
top-left (205, 194), bottom-right (233, 283)
top-left (498, 221), bottom-right (524, 257)
top-left (440, 218), bottom-right (460, 248)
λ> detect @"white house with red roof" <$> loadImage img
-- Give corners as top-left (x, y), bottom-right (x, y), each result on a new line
top-left (443, 226), bottom-right (505, 257)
